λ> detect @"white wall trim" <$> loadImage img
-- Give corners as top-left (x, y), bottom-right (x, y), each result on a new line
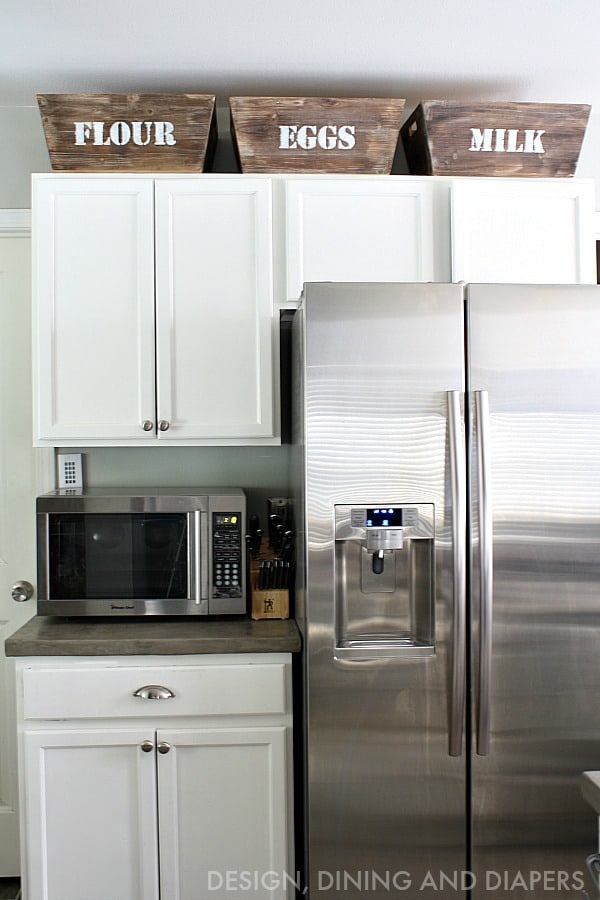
top-left (0, 210), bottom-right (31, 237)
top-left (595, 210), bottom-right (600, 242)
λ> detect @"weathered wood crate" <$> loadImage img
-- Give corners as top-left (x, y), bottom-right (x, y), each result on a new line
top-left (37, 93), bottom-right (218, 172)
top-left (229, 96), bottom-right (405, 174)
top-left (401, 100), bottom-right (591, 177)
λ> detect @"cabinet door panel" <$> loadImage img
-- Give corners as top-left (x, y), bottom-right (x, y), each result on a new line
top-left (157, 727), bottom-right (291, 900)
top-left (22, 728), bottom-right (159, 900)
top-left (33, 178), bottom-right (156, 442)
top-left (451, 178), bottom-right (596, 283)
top-left (285, 177), bottom-right (446, 301)
top-left (155, 179), bottom-right (275, 440)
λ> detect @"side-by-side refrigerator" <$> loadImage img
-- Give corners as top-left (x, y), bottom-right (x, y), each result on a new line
top-left (292, 282), bottom-right (600, 899)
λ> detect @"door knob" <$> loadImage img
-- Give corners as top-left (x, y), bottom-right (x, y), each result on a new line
top-left (12, 580), bottom-right (34, 602)
top-left (140, 740), bottom-right (154, 753)
top-left (157, 742), bottom-right (171, 754)
top-left (158, 420), bottom-right (170, 432)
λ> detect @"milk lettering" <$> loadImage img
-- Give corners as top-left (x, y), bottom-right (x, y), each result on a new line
top-left (278, 124), bottom-right (356, 150)
top-left (469, 127), bottom-right (545, 153)
top-left (74, 121), bottom-right (177, 147)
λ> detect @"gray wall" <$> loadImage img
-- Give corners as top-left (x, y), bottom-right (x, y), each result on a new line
top-left (69, 445), bottom-right (291, 522)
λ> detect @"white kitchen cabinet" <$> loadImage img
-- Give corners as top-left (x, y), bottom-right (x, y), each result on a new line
top-left (33, 177), bottom-right (156, 444)
top-left (22, 727), bottom-right (161, 900)
top-left (157, 726), bottom-right (289, 899)
top-left (33, 173), bottom-right (596, 446)
top-left (154, 180), bottom-right (274, 441)
top-left (450, 177), bottom-right (597, 283)
top-left (282, 175), bottom-right (596, 304)
top-left (283, 176), bottom-right (450, 301)
top-left (16, 654), bottom-right (294, 900)
top-left (33, 175), bottom-right (276, 445)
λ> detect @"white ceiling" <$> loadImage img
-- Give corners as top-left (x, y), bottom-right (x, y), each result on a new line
top-left (1, 0), bottom-right (599, 115)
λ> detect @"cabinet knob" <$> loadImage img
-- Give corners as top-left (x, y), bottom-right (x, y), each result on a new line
top-left (158, 420), bottom-right (170, 432)
top-left (142, 420), bottom-right (154, 432)
top-left (140, 740), bottom-right (154, 753)
top-left (157, 742), bottom-right (171, 755)
top-left (12, 580), bottom-right (34, 602)
top-left (133, 685), bottom-right (176, 700)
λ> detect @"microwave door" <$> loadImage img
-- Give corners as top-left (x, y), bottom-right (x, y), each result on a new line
top-left (46, 512), bottom-right (192, 607)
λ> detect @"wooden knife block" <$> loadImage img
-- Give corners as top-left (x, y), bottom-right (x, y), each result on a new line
top-left (249, 540), bottom-right (290, 621)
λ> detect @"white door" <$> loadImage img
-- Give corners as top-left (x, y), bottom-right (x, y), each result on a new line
top-left (284, 176), bottom-right (449, 302)
top-left (33, 176), bottom-right (156, 442)
top-left (154, 177), bottom-right (275, 441)
top-left (157, 726), bottom-right (291, 900)
top-left (0, 221), bottom-right (53, 875)
top-left (450, 177), bottom-right (597, 283)
top-left (21, 728), bottom-right (160, 900)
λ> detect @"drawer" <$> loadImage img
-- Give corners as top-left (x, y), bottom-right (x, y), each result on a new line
top-left (21, 662), bottom-right (289, 720)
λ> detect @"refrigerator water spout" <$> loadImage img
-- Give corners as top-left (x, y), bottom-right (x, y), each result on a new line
top-left (372, 549), bottom-right (385, 575)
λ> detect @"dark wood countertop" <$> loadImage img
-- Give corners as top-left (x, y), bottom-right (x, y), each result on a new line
top-left (5, 615), bottom-right (302, 657)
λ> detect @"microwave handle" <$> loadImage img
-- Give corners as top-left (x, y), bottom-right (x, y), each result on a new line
top-left (191, 510), bottom-right (209, 606)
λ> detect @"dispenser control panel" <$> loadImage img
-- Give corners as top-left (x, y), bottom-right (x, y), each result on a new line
top-left (366, 507), bottom-right (403, 528)
top-left (350, 506), bottom-right (419, 529)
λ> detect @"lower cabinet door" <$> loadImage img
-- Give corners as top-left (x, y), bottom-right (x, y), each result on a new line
top-left (157, 727), bottom-right (291, 900)
top-left (22, 728), bottom-right (160, 900)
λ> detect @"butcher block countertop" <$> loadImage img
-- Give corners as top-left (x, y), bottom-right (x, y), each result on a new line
top-left (5, 615), bottom-right (302, 657)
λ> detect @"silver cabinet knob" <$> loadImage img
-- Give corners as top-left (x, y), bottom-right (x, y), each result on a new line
top-left (140, 740), bottom-right (154, 753)
top-left (133, 685), bottom-right (176, 700)
top-left (12, 580), bottom-right (34, 602)
top-left (142, 420), bottom-right (154, 432)
top-left (158, 420), bottom-right (170, 432)
top-left (157, 742), bottom-right (171, 754)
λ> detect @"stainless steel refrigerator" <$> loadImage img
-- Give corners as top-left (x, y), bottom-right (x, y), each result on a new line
top-left (291, 282), bottom-right (600, 899)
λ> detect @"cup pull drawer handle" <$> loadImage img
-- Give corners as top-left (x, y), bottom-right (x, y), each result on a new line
top-left (133, 685), bottom-right (176, 700)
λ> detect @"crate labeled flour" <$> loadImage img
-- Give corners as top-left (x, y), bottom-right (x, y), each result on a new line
top-left (38, 93), bottom-right (218, 172)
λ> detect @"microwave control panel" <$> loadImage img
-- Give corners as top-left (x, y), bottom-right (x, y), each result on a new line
top-left (212, 512), bottom-right (243, 599)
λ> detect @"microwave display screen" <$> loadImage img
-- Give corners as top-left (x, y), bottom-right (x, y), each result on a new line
top-left (48, 513), bottom-right (188, 600)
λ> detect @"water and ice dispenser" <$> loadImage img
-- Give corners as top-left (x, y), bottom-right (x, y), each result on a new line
top-left (334, 503), bottom-right (435, 660)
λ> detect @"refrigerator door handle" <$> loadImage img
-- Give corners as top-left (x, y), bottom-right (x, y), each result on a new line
top-left (475, 390), bottom-right (493, 756)
top-left (448, 390), bottom-right (466, 757)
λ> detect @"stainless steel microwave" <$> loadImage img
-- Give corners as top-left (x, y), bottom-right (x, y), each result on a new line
top-left (36, 488), bottom-right (246, 616)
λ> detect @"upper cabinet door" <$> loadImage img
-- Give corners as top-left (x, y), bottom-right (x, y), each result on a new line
top-left (33, 177), bottom-right (156, 443)
top-left (154, 178), bottom-right (275, 441)
top-left (451, 178), bottom-right (597, 284)
top-left (284, 176), bottom-right (449, 303)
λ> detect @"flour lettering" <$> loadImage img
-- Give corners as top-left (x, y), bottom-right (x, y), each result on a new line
top-left (74, 121), bottom-right (177, 147)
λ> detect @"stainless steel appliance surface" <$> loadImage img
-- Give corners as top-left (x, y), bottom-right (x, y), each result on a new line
top-left (292, 282), bottom-right (600, 899)
top-left (36, 487), bottom-right (246, 616)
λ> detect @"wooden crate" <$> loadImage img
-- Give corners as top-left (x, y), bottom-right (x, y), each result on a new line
top-left (229, 96), bottom-right (405, 174)
top-left (37, 93), bottom-right (218, 172)
top-left (401, 100), bottom-right (591, 177)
